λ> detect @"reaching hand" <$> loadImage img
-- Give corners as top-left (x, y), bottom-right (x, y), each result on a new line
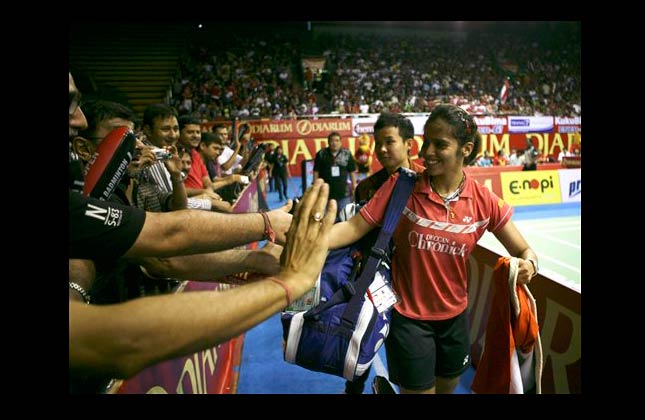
top-left (278, 178), bottom-right (336, 289)
top-left (267, 200), bottom-right (294, 245)
top-left (247, 242), bottom-right (283, 276)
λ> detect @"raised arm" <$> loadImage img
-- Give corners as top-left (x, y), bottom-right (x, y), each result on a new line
top-left (70, 179), bottom-right (336, 379)
top-left (126, 202), bottom-right (293, 259)
top-left (137, 242), bottom-right (283, 281)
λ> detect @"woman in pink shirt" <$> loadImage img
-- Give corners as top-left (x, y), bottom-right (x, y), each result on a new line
top-left (328, 105), bottom-right (538, 394)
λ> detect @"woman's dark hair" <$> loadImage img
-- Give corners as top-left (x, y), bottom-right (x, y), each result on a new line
top-left (425, 104), bottom-right (480, 165)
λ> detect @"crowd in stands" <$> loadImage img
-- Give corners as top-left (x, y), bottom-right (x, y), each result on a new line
top-left (171, 24), bottom-right (580, 121)
top-left (70, 22), bottom-right (580, 394)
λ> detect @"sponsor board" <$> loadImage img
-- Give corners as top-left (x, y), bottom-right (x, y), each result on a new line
top-left (500, 170), bottom-right (562, 206)
top-left (211, 116), bottom-right (580, 177)
top-left (508, 116), bottom-right (554, 133)
top-left (558, 168), bottom-right (581, 203)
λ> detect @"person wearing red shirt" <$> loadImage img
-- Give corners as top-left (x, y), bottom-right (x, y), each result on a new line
top-left (329, 105), bottom-right (538, 394)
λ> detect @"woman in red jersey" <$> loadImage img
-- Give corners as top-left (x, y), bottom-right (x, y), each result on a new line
top-left (328, 105), bottom-right (538, 394)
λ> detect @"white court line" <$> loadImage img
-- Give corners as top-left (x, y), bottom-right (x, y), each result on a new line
top-left (539, 253), bottom-right (581, 273)
top-left (540, 226), bottom-right (581, 233)
top-left (539, 266), bottom-right (581, 292)
top-left (516, 217), bottom-right (580, 225)
top-left (530, 231), bottom-right (580, 250)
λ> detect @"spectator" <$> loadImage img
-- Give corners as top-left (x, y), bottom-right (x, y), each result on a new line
top-left (476, 150), bottom-right (493, 167)
top-left (69, 72), bottom-right (337, 387)
top-left (523, 138), bottom-right (539, 171)
top-left (507, 148), bottom-right (521, 166)
top-left (272, 145), bottom-right (291, 202)
top-left (557, 147), bottom-right (572, 162)
top-left (493, 149), bottom-right (508, 166)
top-left (313, 131), bottom-right (357, 218)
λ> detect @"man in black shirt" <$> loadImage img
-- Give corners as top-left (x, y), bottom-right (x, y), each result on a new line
top-left (313, 131), bottom-right (357, 219)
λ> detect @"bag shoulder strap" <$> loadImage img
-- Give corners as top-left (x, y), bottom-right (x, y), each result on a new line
top-left (349, 167), bottom-right (416, 300)
top-left (309, 168), bottom-right (416, 322)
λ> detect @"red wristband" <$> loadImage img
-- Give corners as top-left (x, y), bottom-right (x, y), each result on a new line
top-left (260, 211), bottom-right (275, 243)
top-left (269, 277), bottom-right (292, 307)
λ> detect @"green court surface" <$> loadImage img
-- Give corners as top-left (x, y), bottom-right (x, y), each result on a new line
top-left (478, 216), bottom-right (581, 291)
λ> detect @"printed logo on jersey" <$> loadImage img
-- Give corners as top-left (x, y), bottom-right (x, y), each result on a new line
top-left (403, 207), bottom-right (489, 234)
top-left (408, 231), bottom-right (468, 255)
top-left (85, 203), bottom-right (124, 227)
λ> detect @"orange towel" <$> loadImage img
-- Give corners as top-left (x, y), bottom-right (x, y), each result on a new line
top-left (471, 257), bottom-right (543, 394)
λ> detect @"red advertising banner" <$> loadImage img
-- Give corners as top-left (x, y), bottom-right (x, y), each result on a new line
top-left (206, 116), bottom-right (580, 179)
top-left (464, 166), bottom-right (517, 197)
top-left (248, 118), bottom-right (353, 139)
top-left (468, 245), bottom-right (581, 394)
top-left (256, 136), bottom-right (426, 178)
top-left (116, 282), bottom-right (243, 394)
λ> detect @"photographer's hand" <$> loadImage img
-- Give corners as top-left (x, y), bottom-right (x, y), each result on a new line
top-left (163, 145), bottom-right (183, 178)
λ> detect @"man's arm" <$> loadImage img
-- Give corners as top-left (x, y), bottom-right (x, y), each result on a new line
top-left (125, 203), bottom-right (293, 259)
top-left (211, 174), bottom-right (244, 192)
top-left (70, 179), bottom-right (337, 379)
top-left (219, 144), bottom-right (241, 171)
top-left (137, 242), bottom-right (282, 280)
top-left (69, 259), bottom-right (96, 302)
top-left (168, 174), bottom-right (188, 210)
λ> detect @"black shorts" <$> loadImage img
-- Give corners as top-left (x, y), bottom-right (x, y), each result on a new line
top-left (385, 309), bottom-right (471, 391)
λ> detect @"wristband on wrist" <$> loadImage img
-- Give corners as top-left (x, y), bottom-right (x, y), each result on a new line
top-left (260, 211), bottom-right (276, 243)
top-left (69, 282), bottom-right (91, 304)
top-left (527, 258), bottom-right (539, 278)
top-left (269, 277), bottom-right (292, 307)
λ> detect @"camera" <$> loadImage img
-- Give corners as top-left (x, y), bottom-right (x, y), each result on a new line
top-left (151, 147), bottom-right (172, 160)
top-left (237, 123), bottom-right (250, 141)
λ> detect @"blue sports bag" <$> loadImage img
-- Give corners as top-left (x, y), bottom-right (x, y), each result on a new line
top-left (281, 168), bottom-right (416, 381)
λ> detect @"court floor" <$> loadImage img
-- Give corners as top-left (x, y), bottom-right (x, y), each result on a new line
top-left (478, 214), bottom-right (581, 290)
